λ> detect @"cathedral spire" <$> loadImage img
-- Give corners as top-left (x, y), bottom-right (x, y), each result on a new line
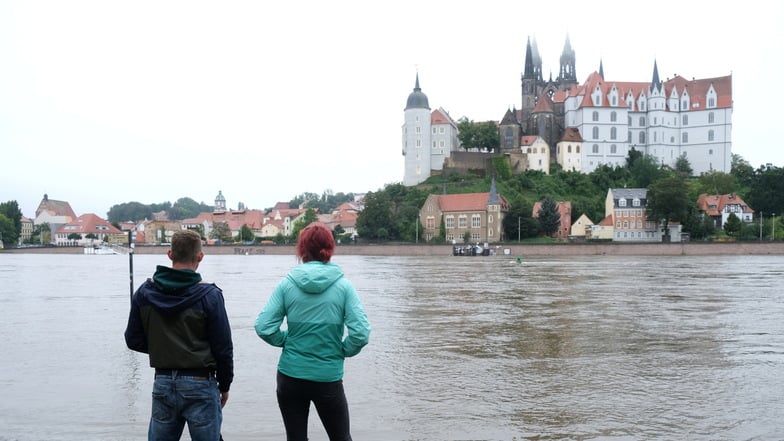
top-left (651, 59), bottom-right (661, 92)
top-left (558, 34), bottom-right (576, 83)
top-left (599, 58), bottom-right (604, 80)
top-left (523, 37), bottom-right (535, 79)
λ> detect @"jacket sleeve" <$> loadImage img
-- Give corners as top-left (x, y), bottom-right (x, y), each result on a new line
top-left (124, 288), bottom-right (148, 353)
top-left (205, 286), bottom-right (234, 393)
top-left (342, 281), bottom-right (370, 357)
top-left (255, 281), bottom-right (289, 347)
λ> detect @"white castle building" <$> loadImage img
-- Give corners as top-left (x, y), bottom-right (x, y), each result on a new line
top-left (403, 36), bottom-right (733, 185)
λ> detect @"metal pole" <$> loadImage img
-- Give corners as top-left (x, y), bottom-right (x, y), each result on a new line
top-left (518, 217), bottom-right (521, 242)
top-left (773, 213), bottom-right (776, 241)
top-left (760, 211), bottom-right (763, 241)
top-left (128, 230), bottom-right (134, 304)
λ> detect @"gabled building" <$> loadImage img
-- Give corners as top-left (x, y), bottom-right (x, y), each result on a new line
top-left (419, 178), bottom-right (509, 243)
top-left (521, 135), bottom-right (550, 174)
top-left (697, 193), bottom-right (753, 228)
top-left (556, 127), bottom-right (583, 172)
top-left (605, 188), bottom-right (682, 242)
top-left (54, 213), bottom-right (123, 246)
top-left (34, 194), bottom-right (77, 239)
top-left (570, 213), bottom-right (594, 239)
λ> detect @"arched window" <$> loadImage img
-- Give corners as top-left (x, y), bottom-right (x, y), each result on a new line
top-left (709, 112), bottom-right (715, 123)
top-left (592, 127), bottom-right (599, 139)
top-left (592, 111), bottom-right (599, 122)
top-left (610, 127), bottom-right (617, 140)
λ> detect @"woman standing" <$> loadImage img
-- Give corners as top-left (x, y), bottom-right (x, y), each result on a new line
top-left (255, 222), bottom-right (371, 441)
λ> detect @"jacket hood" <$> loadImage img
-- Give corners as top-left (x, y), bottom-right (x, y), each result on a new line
top-left (142, 265), bottom-right (212, 315)
top-left (287, 261), bottom-right (344, 294)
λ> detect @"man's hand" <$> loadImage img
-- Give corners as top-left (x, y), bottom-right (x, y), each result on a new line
top-left (220, 391), bottom-right (229, 408)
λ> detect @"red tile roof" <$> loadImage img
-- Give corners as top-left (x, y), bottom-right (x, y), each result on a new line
top-left (436, 192), bottom-right (509, 212)
top-left (55, 213), bottom-right (122, 235)
top-left (697, 193), bottom-right (753, 216)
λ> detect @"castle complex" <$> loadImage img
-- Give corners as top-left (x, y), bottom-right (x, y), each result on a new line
top-left (402, 36), bottom-right (733, 185)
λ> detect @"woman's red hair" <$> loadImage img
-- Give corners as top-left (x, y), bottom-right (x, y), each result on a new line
top-left (296, 222), bottom-right (335, 263)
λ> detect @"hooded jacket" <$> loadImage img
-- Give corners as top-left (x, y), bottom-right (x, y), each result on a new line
top-left (255, 261), bottom-right (370, 382)
top-left (125, 265), bottom-right (234, 392)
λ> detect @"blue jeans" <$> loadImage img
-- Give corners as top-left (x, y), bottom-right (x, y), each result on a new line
top-left (276, 371), bottom-right (352, 441)
top-left (148, 371), bottom-right (222, 441)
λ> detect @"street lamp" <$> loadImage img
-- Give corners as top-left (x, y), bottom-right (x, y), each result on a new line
top-left (760, 211), bottom-right (763, 241)
top-left (773, 213), bottom-right (776, 241)
top-left (518, 216), bottom-right (521, 242)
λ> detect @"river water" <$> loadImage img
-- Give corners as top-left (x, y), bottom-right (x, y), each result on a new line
top-left (1, 252), bottom-right (783, 440)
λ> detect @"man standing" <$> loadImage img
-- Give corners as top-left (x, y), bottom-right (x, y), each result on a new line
top-left (125, 229), bottom-right (233, 441)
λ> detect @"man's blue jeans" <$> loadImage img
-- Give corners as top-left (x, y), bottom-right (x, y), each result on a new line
top-left (148, 371), bottom-right (222, 441)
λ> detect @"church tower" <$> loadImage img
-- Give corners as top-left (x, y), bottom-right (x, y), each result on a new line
top-left (521, 37), bottom-right (538, 115)
top-left (214, 190), bottom-right (227, 213)
top-left (557, 34), bottom-right (578, 89)
top-left (402, 73), bottom-right (432, 186)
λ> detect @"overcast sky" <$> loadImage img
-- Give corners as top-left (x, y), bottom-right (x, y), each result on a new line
top-left (2, 1), bottom-right (781, 219)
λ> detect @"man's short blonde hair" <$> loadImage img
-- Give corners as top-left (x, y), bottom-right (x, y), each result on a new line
top-left (170, 230), bottom-right (203, 264)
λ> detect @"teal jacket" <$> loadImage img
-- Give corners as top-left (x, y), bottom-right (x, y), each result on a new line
top-left (255, 261), bottom-right (370, 382)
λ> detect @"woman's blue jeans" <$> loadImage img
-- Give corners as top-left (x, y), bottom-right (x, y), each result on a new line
top-left (148, 371), bottom-right (222, 441)
top-left (276, 371), bottom-right (352, 441)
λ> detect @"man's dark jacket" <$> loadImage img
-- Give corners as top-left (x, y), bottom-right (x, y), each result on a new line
top-left (125, 265), bottom-right (234, 392)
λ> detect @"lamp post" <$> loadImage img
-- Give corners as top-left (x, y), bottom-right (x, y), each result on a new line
top-left (773, 213), bottom-right (776, 241)
top-left (760, 211), bottom-right (763, 241)
top-left (518, 216), bottom-right (521, 242)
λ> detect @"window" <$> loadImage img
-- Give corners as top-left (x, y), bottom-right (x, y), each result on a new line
top-left (637, 220), bottom-right (642, 228)
top-left (639, 132), bottom-right (645, 144)
top-left (439, 127), bottom-right (445, 134)
top-left (432, 127), bottom-right (436, 134)
top-left (567, 145), bottom-right (572, 153)
top-left (610, 127), bottom-right (617, 140)
top-left (446, 217), bottom-right (454, 229)
top-left (504, 128), bottom-right (513, 148)
top-left (616, 221), bottom-right (621, 228)
top-left (708, 97), bottom-right (715, 107)
top-left (611, 111), bottom-right (617, 122)
top-left (592, 127), bottom-right (599, 139)
top-left (592, 144), bottom-right (599, 153)
top-left (619, 198), bottom-right (627, 207)
top-left (708, 130), bottom-right (714, 141)
top-left (709, 112), bottom-right (715, 123)
top-left (416, 126), bottom-right (421, 134)
top-left (426, 217), bottom-right (435, 229)
top-left (632, 199), bottom-right (640, 207)
top-left (416, 139), bottom-right (421, 147)
top-left (592, 111), bottom-right (599, 122)
top-left (576, 145), bottom-right (580, 153)
top-left (623, 221), bottom-right (629, 229)
top-left (439, 140), bottom-right (445, 147)
top-left (472, 215), bottom-right (481, 228)
top-left (458, 217), bottom-right (467, 228)
top-left (610, 144), bottom-right (617, 154)
top-left (639, 116), bottom-right (645, 126)
top-left (683, 114), bottom-right (688, 125)
top-left (682, 132), bottom-right (688, 143)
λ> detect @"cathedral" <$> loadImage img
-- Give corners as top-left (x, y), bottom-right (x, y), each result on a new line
top-left (402, 35), bottom-right (733, 185)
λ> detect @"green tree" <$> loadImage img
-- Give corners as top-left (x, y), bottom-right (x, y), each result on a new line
top-left (457, 118), bottom-right (500, 152)
top-left (0, 214), bottom-right (14, 247)
top-left (746, 165), bottom-right (784, 216)
top-left (108, 202), bottom-right (153, 223)
top-left (0, 201), bottom-right (22, 245)
top-left (169, 197), bottom-right (212, 220)
top-left (209, 221), bottom-right (232, 242)
top-left (629, 153), bottom-right (665, 188)
top-left (290, 208), bottom-right (319, 240)
top-left (647, 175), bottom-right (690, 241)
top-left (696, 171), bottom-right (737, 196)
top-left (238, 224), bottom-right (254, 243)
top-left (675, 153), bottom-right (693, 177)
top-left (67, 233), bottom-right (83, 241)
top-left (723, 212), bottom-right (741, 237)
top-left (355, 191), bottom-right (393, 241)
top-left (537, 196), bottom-right (561, 237)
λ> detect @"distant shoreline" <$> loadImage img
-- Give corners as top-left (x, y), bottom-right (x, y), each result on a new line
top-left (4, 242), bottom-right (784, 256)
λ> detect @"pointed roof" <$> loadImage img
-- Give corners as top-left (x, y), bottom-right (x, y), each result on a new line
top-left (560, 127), bottom-right (582, 142)
top-left (405, 72), bottom-right (430, 110)
top-left (523, 37), bottom-right (535, 79)
top-left (532, 92), bottom-right (554, 113)
top-left (651, 59), bottom-right (661, 91)
top-left (500, 107), bottom-right (519, 125)
top-left (488, 177), bottom-right (500, 205)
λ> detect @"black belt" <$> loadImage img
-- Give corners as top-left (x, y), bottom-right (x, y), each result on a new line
top-left (155, 368), bottom-right (214, 377)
